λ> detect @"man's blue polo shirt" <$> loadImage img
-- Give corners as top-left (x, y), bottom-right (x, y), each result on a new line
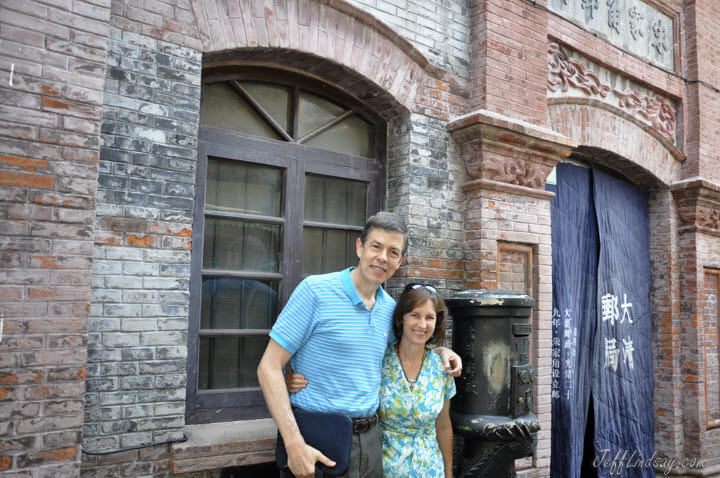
top-left (269, 267), bottom-right (396, 417)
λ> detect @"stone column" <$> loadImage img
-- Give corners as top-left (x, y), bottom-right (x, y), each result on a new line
top-left (449, 109), bottom-right (576, 474)
top-left (672, 180), bottom-right (720, 470)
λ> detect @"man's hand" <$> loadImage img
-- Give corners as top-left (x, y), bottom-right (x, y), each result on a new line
top-left (285, 367), bottom-right (308, 394)
top-left (435, 347), bottom-right (463, 377)
top-left (287, 442), bottom-right (336, 478)
top-left (258, 340), bottom-right (328, 478)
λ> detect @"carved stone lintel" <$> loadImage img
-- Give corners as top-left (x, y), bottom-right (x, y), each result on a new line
top-left (548, 43), bottom-right (610, 97)
top-left (449, 109), bottom-right (577, 191)
top-left (613, 89), bottom-right (676, 143)
top-left (672, 180), bottom-right (720, 234)
top-left (548, 42), bottom-right (677, 144)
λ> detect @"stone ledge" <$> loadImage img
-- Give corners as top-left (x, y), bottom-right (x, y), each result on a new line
top-left (449, 109), bottom-right (577, 191)
top-left (171, 419), bottom-right (277, 474)
top-left (448, 109), bottom-right (578, 152)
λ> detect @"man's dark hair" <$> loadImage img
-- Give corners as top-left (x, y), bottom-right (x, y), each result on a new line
top-left (360, 211), bottom-right (408, 255)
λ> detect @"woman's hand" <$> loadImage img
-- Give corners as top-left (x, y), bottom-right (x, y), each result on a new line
top-left (285, 367), bottom-right (308, 394)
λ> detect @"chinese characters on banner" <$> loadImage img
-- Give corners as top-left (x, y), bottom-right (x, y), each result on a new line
top-left (552, 307), bottom-right (577, 401)
top-left (601, 293), bottom-right (635, 372)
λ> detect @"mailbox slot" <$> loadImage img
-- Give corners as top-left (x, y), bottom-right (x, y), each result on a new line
top-left (511, 363), bottom-right (534, 417)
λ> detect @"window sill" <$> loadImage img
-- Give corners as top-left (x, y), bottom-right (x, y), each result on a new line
top-left (171, 418), bottom-right (277, 474)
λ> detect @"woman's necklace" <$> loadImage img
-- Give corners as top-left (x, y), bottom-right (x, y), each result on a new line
top-left (396, 344), bottom-right (424, 391)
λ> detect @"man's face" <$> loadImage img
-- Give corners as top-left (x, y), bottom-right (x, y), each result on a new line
top-left (355, 228), bottom-right (406, 287)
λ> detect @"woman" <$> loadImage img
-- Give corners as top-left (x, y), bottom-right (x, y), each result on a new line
top-left (287, 283), bottom-right (455, 477)
top-left (379, 282), bottom-right (455, 477)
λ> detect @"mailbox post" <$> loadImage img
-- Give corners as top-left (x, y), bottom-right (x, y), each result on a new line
top-left (446, 289), bottom-right (540, 478)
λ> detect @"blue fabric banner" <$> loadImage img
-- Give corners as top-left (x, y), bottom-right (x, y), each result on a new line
top-left (549, 164), bottom-right (654, 478)
top-left (549, 163), bottom-right (598, 478)
top-left (592, 169), bottom-right (654, 478)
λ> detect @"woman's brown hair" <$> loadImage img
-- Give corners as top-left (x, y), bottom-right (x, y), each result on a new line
top-left (392, 284), bottom-right (447, 346)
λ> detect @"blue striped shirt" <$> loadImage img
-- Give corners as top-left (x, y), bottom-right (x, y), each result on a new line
top-left (269, 267), bottom-right (396, 417)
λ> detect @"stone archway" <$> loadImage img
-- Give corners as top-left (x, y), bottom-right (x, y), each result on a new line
top-left (548, 100), bottom-right (686, 463)
top-left (548, 100), bottom-right (683, 188)
top-left (189, 0), bottom-right (453, 117)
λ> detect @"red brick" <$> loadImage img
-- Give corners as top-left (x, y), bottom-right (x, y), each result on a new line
top-left (0, 171), bottom-right (54, 189)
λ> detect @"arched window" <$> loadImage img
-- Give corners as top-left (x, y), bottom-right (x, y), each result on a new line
top-left (187, 68), bottom-right (385, 423)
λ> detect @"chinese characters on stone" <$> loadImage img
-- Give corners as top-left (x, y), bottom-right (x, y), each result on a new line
top-left (601, 292), bottom-right (635, 372)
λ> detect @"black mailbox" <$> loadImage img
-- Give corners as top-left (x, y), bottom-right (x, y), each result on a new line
top-left (446, 289), bottom-right (540, 478)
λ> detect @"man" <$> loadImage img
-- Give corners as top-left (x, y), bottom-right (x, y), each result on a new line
top-left (257, 212), bottom-right (461, 478)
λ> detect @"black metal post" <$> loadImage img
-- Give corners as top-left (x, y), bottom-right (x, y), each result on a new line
top-left (446, 290), bottom-right (541, 478)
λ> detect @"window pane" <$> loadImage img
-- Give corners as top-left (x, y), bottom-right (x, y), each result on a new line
top-left (199, 336), bottom-right (269, 390)
top-left (305, 115), bottom-right (372, 158)
top-left (203, 219), bottom-right (281, 272)
top-left (200, 83), bottom-right (280, 139)
top-left (206, 159), bottom-right (283, 216)
top-left (297, 91), bottom-right (345, 138)
top-left (302, 228), bottom-right (360, 276)
top-left (242, 82), bottom-right (291, 134)
top-left (201, 278), bottom-right (278, 330)
top-left (304, 175), bottom-right (367, 226)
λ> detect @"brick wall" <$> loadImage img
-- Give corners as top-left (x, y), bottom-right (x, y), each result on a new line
top-left (648, 188), bottom-right (684, 459)
top-left (0, 0), bottom-right (111, 475)
top-left (82, 27), bottom-right (200, 457)
top-left (683, 0), bottom-right (720, 183)
top-left (470, 0), bottom-right (549, 126)
top-left (463, 185), bottom-right (554, 474)
top-left (346, 0), bottom-right (471, 80)
top-left (387, 113), bottom-right (466, 298)
top-left (695, 231), bottom-right (720, 468)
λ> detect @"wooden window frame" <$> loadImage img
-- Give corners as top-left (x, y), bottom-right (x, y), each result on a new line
top-left (186, 72), bottom-right (385, 424)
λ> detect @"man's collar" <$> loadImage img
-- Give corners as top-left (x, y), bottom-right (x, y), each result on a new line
top-left (341, 267), bottom-right (387, 307)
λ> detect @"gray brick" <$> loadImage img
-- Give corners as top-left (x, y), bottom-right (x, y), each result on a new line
top-left (138, 359), bottom-right (185, 374)
top-left (118, 82), bottom-right (154, 101)
top-left (157, 317), bottom-right (188, 330)
top-left (158, 291), bottom-right (189, 303)
top-left (113, 108), bottom-right (154, 126)
top-left (100, 362), bottom-right (138, 376)
top-left (136, 73), bottom-right (171, 91)
top-left (102, 332), bottom-right (140, 347)
top-left (154, 402), bottom-right (185, 416)
top-left (155, 91), bottom-right (199, 110)
top-left (103, 303), bottom-right (142, 317)
top-left (116, 136), bottom-right (153, 153)
top-left (119, 432), bottom-right (153, 448)
top-left (87, 347), bottom-right (122, 362)
top-left (143, 249), bottom-right (190, 263)
top-left (138, 388), bottom-right (185, 402)
top-left (99, 391), bottom-right (138, 406)
top-left (158, 41), bottom-right (200, 61)
top-left (102, 420), bottom-right (137, 434)
top-left (155, 346), bottom-right (186, 359)
top-left (121, 347), bottom-right (154, 361)
top-left (162, 182), bottom-right (193, 199)
top-left (122, 375), bottom-right (155, 389)
top-left (122, 404), bottom-right (154, 418)
top-left (84, 436), bottom-right (118, 451)
top-left (135, 416), bottom-right (184, 431)
top-left (121, 318), bottom-right (158, 332)
top-left (86, 378), bottom-right (119, 392)
top-left (139, 331), bottom-right (186, 346)
top-left (155, 375), bottom-right (185, 388)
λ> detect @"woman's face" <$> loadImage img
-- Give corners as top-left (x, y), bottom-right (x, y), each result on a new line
top-left (401, 299), bottom-right (437, 346)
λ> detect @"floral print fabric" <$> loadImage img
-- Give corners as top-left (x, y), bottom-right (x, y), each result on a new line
top-left (378, 343), bottom-right (456, 477)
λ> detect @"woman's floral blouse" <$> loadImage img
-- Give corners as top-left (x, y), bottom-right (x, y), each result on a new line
top-left (378, 343), bottom-right (456, 477)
